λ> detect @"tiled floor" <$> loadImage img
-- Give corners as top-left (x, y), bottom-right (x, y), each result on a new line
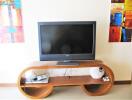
top-left (0, 85), bottom-right (132, 100)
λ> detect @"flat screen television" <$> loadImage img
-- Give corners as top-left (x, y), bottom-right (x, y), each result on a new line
top-left (38, 21), bottom-right (96, 62)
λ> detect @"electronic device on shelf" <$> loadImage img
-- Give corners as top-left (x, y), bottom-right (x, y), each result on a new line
top-left (38, 21), bottom-right (96, 65)
top-left (25, 74), bottom-right (49, 84)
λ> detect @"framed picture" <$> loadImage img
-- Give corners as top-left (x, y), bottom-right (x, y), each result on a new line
top-left (0, 0), bottom-right (24, 43)
top-left (109, 0), bottom-right (132, 42)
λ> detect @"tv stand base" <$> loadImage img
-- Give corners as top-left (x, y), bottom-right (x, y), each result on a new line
top-left (17, 60), bottom-right (114, 99)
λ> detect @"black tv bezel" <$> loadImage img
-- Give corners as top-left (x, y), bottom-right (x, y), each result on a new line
top-left (38, 21), bottom-right (96, 61)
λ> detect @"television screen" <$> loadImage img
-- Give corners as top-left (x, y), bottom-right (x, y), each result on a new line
top-left (38, 21), bottom-right (96, 61)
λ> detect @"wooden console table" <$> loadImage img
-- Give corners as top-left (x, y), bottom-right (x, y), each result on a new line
top-left (17, 60), bottom-right (114, 99)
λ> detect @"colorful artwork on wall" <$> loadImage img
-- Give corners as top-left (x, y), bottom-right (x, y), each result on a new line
top-left (0, 0), bottom-right (24, 43)
top-left (109, 0), bottom-right (132, 42)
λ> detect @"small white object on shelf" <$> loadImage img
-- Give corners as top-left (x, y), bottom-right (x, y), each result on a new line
top-left (90, 67), bottom-right (105, 79)
top-left (102, 76), bottom-right (110, 82)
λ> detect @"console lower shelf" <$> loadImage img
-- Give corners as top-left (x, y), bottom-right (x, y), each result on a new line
top-left (21, 76), bottom-right (110, 88)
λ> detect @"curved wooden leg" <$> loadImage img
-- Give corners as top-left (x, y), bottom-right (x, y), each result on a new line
top-left (18, 85), bottom-right (54, 99)
top-left (81, 65), bottom-right (114, 96)
top-left (17, 68), bottom-right (54, 99)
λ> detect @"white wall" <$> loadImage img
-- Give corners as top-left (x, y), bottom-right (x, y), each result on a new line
top-left (0, 0), bottom-right (131, 83)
